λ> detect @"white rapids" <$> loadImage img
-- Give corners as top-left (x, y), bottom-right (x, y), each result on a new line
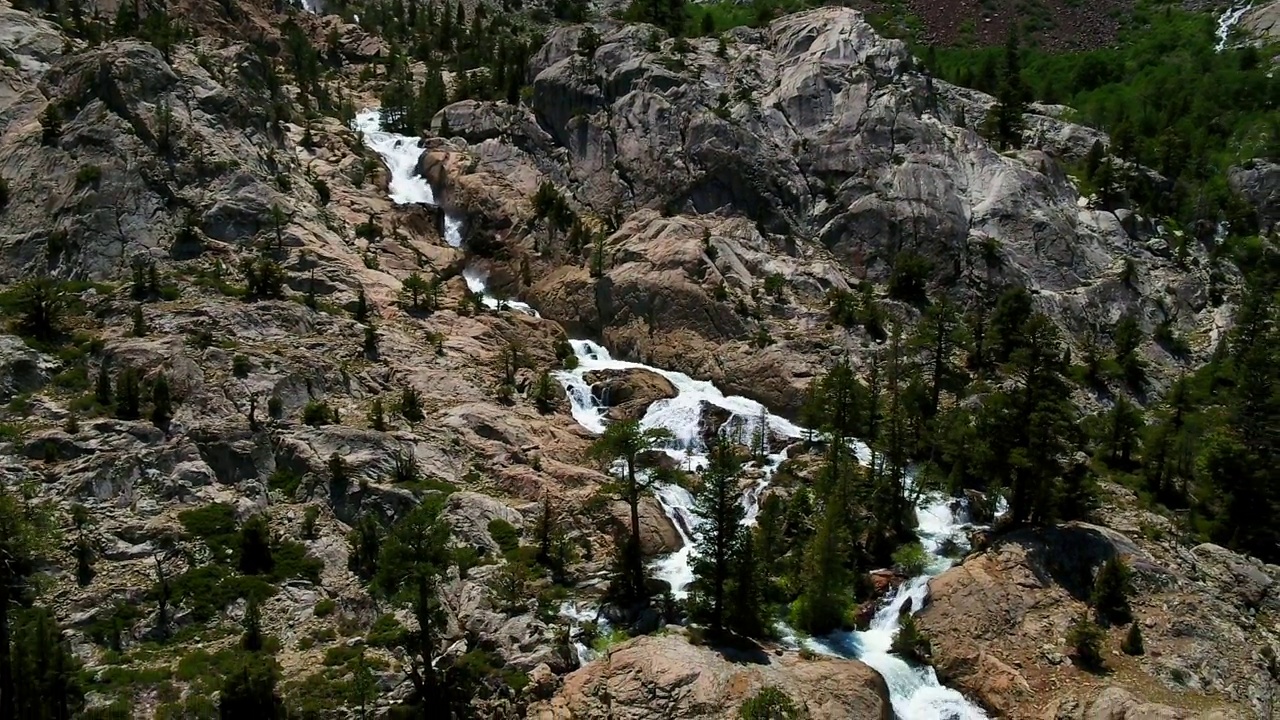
top-left (1216, 1), bottom-right (1253, 51)
top-left (554, 340), bottom-right (990, 719)
top-left (351, 110), bottom-right (462, 247)
top-left (462, 266), bottom-right (541, 317)
top-left (355, 105), bottom-right (989, 717)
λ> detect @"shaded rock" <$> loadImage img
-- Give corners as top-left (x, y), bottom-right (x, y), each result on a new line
top-left (1228, 159), bottom-right (1280, 234)
top-left (0, 335), bottom-right (57, 401)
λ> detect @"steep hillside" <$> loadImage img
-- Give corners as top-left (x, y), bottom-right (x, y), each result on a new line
top-left (0, 0), bottom-right (1276, 718)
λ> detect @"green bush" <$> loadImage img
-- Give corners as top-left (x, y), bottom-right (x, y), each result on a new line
top-left (739, 685), bottom-right (801, 719)
top-left (75, 165), bottom-right (102, 187)
top-left (268, 468), bottom-right (303, 497)
top-left (179, 503), bottom-right (239, 555)
top-left (890, 614), bottom-right (932, 664)
top-left (891, 542), bottom-right (929, 577)
top-left (366, 614), bottom-right (405, 648)
top-left (302, 400), bottom-right (337, 427)
top-left (487, 518), bottom-right (520, 555)
top-left (313, 598), bottom-right (336, 618)
top-left (1067, 614), bottom-right (1106, 671)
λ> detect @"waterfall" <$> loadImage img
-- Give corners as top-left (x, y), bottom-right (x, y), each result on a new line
top-left (351, 110), bottom-right (463, 249)
top-left (1216, 1), bottom-right (1253, 51)
top-left (354, 105), bottom-right (987, 717)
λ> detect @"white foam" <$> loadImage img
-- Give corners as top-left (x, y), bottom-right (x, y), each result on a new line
top-left (462, 265), bottom-right (541, 317)
top-left (1216, 1), bottom-right (1253, 51)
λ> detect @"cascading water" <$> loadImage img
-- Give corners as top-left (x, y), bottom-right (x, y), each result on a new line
top-left (787, 498), bottom-right (990, 720)
top-left (354, 106), bottom-right (988, 716)
top-left (553, 341), bottom-right (990, 719)
top-left (462, 266), bottom-right (541, 317)
top-left (351, 110), bottom-right (465, 248)
top-left (1216, 1), bottom-right (1253, 51)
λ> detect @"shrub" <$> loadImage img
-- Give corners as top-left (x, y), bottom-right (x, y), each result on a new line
top-left (398, 386), bottom-right (424, 423)
top-left (302, 400), bottom-right (337, 427)
top-left (313, 598), bottom-right (336, 618)
top-left (887, 250), bottom-right (931, 305)
top-left (487, 518), bottom-right (520, 555)
top-left (75, 165), bottom-right (102, 187)
top-left (232, 354), bottom-right (251, 378)
top-left (366, 614), bottom-right (405, 648)
top-left (268, 468), bottom-right (303, 497)
top-left (891, 542), bottom-right (929, 577)
top-left (890, 614), bottom-right (932, 664)
top-left (301, 506), bottom-right (320, 539)
top-left (1122, 621), bottom-right (1145, 655)
top-left (267, 395), bottom-right (283, 420)
top-left (739, 685), bottom-right (800, 719)
top-left (1067, 614), bottom-right (1106, 671)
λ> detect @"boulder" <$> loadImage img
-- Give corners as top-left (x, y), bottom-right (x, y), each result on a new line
top-left (532, 634), bottom-right (892, 719)
top-left (609, 496), bottom-right (682, 556)
top-left (0, 335), bottom-right (56, 401)
top-left (1228, 159), bottom-right (1280, 233)
top-left (583, 368), bottom-right (678, 422)
top-left (445, 491), bottom-right (526, 554)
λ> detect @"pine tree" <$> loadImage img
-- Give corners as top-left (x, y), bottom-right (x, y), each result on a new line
top-left (988, 32), bottom-right (1027, 150)
top-left (587, 420), bottom-right (673, 602)
top-left (347, 515), bottom-right (383, 581)
top-left (238, 515), bottom-right (275, 576)
top-left (151, 373), bottom-right (173, 431)
top-left (368, 397), bottom-right (387, 431)
top-left (1121, 621), bottom-right (1145, 655)
top-left (1091, 556), bottom-right (1133, 626)
top-left (94, 359), bottom-right (112, 408)
top-left (131, 303), bottom-right (148, 337)
top-left (726, 527), bottom-right (766, 637)
top-left (690, 438), bottom-right (745, 634)
top-left (374, 498), bottom-right (456, 708)
top-left (115, 367), bottom-right (142, 420)
top-left (790, 503), bottom-right (851, 635)
top-left (354, 286), bottom-right (369, 322)
top-left (10, 606), bottom-right (84, 719)
top-left (1067, 613), bottom-right (1106, 671)
top-left (17, 278), bottom-right (62, 342)
top-left (0, 486), bottom-right (58, 720)
top-left (242, 595), bottom-right (264, 652)
top-left (218, 654), bottom-right (284, 718)
top-left (328, 453), bottom-right (350, 506)
top-left (532, 370), bottom-right (557, 413)
top-left (399, 386), bottom-right (425, 423)
top-left (400, 271), bottom-right (431, 310)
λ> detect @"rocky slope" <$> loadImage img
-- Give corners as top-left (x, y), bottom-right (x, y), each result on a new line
top-left (433, 8), bottom-right (1226, 413)
top-left (0, 0), bottom-right (1274, 717)
top-left (919, 484), bottom-right (1279, 718)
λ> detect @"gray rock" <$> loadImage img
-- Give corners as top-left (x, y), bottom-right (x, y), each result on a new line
top-left (1228, 159), bottom-right (1280, 233)
top-left (446, 491), bottom-right (525, 553)
top-left (0, 335), bottom-right (57, 401)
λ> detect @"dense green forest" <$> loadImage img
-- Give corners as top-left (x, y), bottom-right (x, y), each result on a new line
top-left (926, 4), bottom-right (1279, 233)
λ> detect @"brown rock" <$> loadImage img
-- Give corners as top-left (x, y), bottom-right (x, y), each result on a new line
top-left (609, 496), bottom-right (682, 556)
top-left (535, 634), bottom-right (892, 720)
top-left (583, 368), bottom-right (678, 422)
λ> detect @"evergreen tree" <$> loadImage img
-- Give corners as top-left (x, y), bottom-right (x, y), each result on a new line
top-left (368, 397), bottom-right (387, 431)
top-left (1067, 614), bottom-right (1106, 671)
top-left (399, 386), bottom-right (425, 423)
top-left (0, 487), bottom-right (58, 720)
top-left (400, 271), bottom-right (432, 310)
top-left (988, 32), bottom-right (1027, 150)
top-left (374, 498), bottom-right (456, 708)
top-left (790, 503), bottom-right (851, 635)
top-left (347, 515), bottom-right (383, 581)
top-left (131, 303), bottom-right (148, 337)
top-left (1122, 621), bottom-right (1145, 655)
top-left (328, 453), bottom-right (350, 506)
top-left (690, 438), bottom-right (745, 634)
top-left (587, 420), bottom-right (673, 602)
top-left (17, 278), bottom-right (63, 342)
top-left (10, 606), bottom-right (84, 720)
top-left (1100, 395), bottom-right (1143, 470)
top-left (115, 367), bottom-right (142, 420)
top-left (912, 297), bottom-right (965, 419)
top-left (94, 359), bottom-right (112, 408)
top-left (241, 595), bottom-right (264, 652)
top-left (354, 286), bottom-right (369, 322)
top-left (238, 515), bottom-right (275, 576)
top-left (726, 527), bottom-right (766, 638)
top-left (218, 654), bottom-right (284, 718)
top-left (151, 373), bottom-right (173, 431)
top-left (1091, 556), bottom-right (1133, 626)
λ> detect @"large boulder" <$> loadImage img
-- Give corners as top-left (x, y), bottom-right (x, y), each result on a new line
top-left (609, 496), bottom-right (682, 556)
top-left (583, 368), bottom-right (678, 422)
top-left (919, 521), bottom-right (1273, 717)
top-left (1228, 159), bottom-right (1280, 234)
top-left (0, 335), bottom-right (56, 401)
top-left (532, 633), bottom-right (892, 719)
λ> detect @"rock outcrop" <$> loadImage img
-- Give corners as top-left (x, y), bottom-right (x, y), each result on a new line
top-left (437, 8), bottom-right (1222, 412)
top-left (531, 633), bottom-right (893, 719)
top-left (919, 488), bottom-right (1278, 718)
